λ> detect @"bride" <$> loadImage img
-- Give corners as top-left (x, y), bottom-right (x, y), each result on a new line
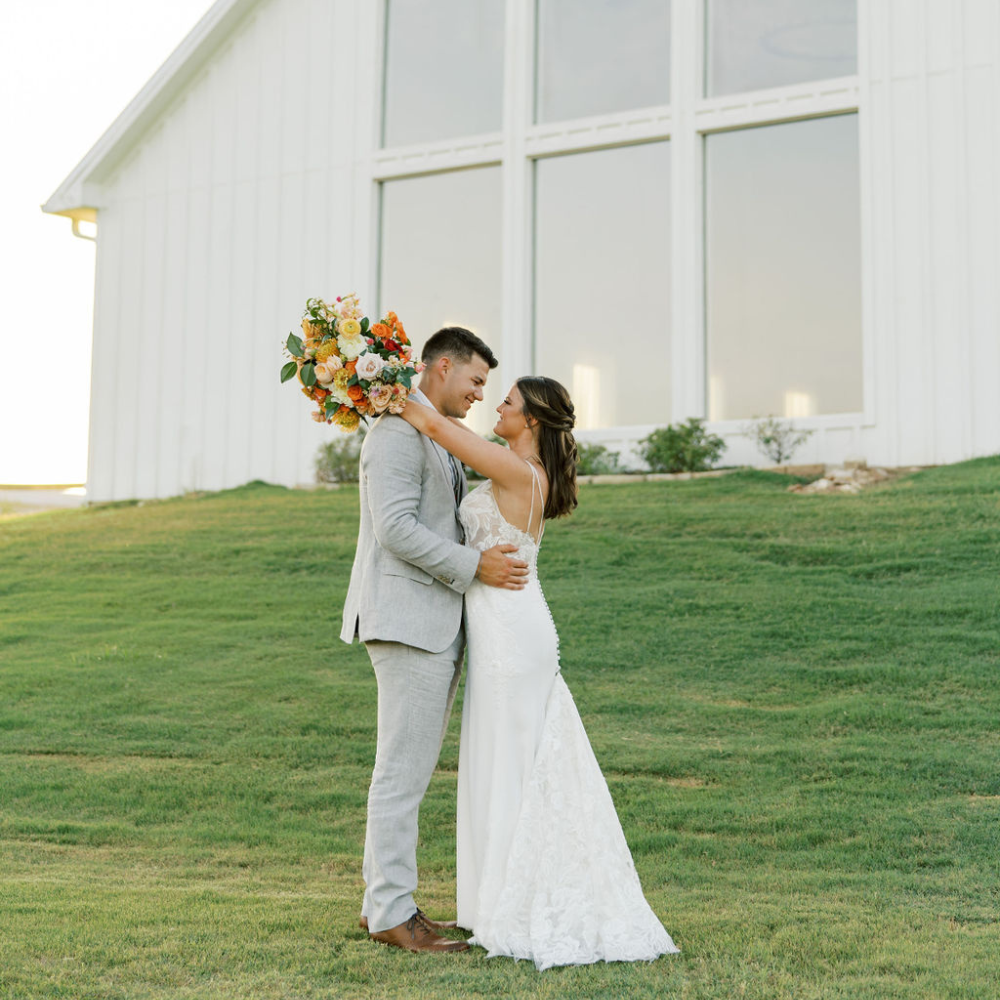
top-left (400, 376), bottom-right (679, 971)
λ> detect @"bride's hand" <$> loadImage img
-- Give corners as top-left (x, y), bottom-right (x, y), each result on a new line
top-left (398, 397), bottom-right (431, 432)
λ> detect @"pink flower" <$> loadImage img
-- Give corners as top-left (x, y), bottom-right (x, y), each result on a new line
top-left (355, 352), bottom-right (387, 381)
top-left (388, 384), bottom-right (409, 414)
top-left (367, 383), bottom-right (393, 414)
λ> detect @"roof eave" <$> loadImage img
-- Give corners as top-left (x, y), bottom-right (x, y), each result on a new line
top-left (41, 0), bottom-right (257, 219)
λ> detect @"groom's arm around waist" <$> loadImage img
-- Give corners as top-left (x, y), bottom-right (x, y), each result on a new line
top-left (363, 418), bottom-right (480, 593)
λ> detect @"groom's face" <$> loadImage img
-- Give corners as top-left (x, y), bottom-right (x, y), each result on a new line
top-left (440, 355), bottom-right (490, 419)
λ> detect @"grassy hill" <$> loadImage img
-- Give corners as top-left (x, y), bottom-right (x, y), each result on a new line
top-left (1, 460), bottom-right (998, 999)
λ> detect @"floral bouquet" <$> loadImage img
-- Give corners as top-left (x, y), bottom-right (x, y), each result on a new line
top-left (280, 294), bottom-right (423, 431)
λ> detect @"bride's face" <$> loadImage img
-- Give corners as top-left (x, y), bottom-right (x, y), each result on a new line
top-left (494, 384), bottom-right (525, 440)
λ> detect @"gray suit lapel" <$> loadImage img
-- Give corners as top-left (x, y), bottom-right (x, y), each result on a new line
top-left (425, 436), bottom-right (460, 508)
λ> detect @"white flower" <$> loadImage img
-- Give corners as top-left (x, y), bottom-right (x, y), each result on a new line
top-left (355, 352), bottom-right (387, 381)
top-left (337, 333), bottom-right (366, 360)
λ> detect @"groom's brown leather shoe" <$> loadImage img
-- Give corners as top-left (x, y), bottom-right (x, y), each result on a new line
top-left (360, 908), bottom-right (458, 932)
top-left (369, 911), bottom-right (469, 953)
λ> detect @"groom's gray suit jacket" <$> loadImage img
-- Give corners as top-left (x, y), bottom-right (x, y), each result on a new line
top-left (340, 413), bottom-right (480, 653)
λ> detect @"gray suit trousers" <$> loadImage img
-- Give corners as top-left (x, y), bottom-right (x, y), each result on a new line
top-left (361, 631), bottom-right (465, 933)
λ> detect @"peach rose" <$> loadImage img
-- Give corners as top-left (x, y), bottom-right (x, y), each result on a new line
top-left (368, 383), bottom-right (393, 414)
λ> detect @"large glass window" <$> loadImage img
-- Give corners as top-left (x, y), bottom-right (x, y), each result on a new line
top-left (536, 0), bottom-right (671, 123)
top-left (379, 167), bottom-right (503, 434)
top-left (706, 0), bottom-right (857, 97)
top-left (382, 0), bottom-right (504, 147)
top-left (534, 142), bottom-right (670, 429)
top-left (705, 114), bottom-right (862, 421)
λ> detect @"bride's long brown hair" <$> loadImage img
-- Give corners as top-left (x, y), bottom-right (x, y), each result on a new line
top-left (516, 376), bottom-right (578, 520)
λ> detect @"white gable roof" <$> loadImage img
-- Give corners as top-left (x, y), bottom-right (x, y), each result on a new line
top-left (42, 0), bottom-right (259, 221)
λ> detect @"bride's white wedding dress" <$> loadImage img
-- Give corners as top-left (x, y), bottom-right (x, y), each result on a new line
top-left (455, 466), bottom-right (678, 971)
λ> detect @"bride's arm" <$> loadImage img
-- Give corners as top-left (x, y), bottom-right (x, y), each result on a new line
top-left (399, 400), bottom-right (530, 487)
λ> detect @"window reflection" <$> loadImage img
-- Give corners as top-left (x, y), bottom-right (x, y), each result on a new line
top-left (535, 142), bottom-right (670, 429)
top-left (379, 168), bottom-right (503, 434)
top-left (383, 0), bottom-right (504, 147)
top-left (536, 0), bottom-right (671, 123)
top-left (705, 114), bottom-right (862, 420)
top-left (706, 0), bottom-right (857, 97)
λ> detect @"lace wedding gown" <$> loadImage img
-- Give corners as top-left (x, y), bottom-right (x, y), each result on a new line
top-left (455, 468), bottom-right (679, 971)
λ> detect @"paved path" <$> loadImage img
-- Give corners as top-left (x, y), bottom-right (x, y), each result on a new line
top-left (0, 488), bottom-right (88, 512)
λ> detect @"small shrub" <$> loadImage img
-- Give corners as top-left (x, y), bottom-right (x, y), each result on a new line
top-left (743, 415), bottom-right (814, 465)
top-left (315, 430), bottom-right (365, 484)
top-left (639, 418), bottom-right (726, 473)
top-left (577, 442), bottom-right (624, 476)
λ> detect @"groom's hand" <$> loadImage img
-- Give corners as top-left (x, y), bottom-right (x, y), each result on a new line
top-left (476, 544), bottom-right (529, 590)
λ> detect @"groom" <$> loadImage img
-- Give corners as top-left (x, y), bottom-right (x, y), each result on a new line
top-left (340, 326), bottom-right (529, 954)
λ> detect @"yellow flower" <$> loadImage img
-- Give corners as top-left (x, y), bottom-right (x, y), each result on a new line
top-left (333, 369), bottom-right (352, 390)
top-left (335, 408), bottom-right (361, 432)
top-left (338, 318), bottom-right (361, 337)
top-left (314, 340), bottom-right (340, 364)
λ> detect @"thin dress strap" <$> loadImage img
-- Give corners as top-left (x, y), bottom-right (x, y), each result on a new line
top-left (526, 461), bottom-right (545, 544)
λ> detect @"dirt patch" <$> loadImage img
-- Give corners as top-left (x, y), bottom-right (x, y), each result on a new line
top-left (787, 463), bottom-right (918, 495)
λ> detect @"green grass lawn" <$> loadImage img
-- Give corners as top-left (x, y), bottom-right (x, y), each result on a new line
top-left (1, 460), bottom-right (999, 999)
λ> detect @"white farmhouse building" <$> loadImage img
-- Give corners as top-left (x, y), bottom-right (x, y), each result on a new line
top-left (45, 0), bottom-right (1000, 502)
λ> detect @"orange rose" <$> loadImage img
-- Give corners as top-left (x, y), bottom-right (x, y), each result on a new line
top-left (370, 323), bottom-right (390, 340)
top-left (345, 359), bottom-right (358, 375)
top-left (347, 384), bottom-right (365, 403)
top-left (386, 312), bottom-right (407, 342)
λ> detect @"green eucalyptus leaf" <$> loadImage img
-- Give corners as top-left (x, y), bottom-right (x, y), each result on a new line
top-left (280, 361), bottom-right (298, 383)
top-left (301, 363), bottom-right (317, 387)
top-left (286, 332), bottom-right (304, 357)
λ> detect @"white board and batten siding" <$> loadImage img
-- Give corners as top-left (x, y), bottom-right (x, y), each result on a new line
top-left (87, 0), bottom-right (376, 502)
top-left (59, 0), bottom-right (1000, 500)
top-left (858, 0), bottom-right (1000, 469)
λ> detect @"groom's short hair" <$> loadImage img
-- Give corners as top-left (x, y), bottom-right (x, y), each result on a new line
top-left (422, 326), bottom-right (498, 370)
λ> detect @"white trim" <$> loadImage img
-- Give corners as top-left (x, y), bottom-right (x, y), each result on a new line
top-left (857, 0), bottom-right (877, 428)
top-left (671, 0), bottom-right (704, 424)
top-left (371, 134), bottom-right (505, 181)
top-left (356, 0), bottom-right (382, 305)
top-left (500, 0), bottom-right (535, 385)
top-left (42, 0), bottom-right (258, 217)
top-left (525, 105), bottom-right (672, 157)
top-left (694, 77), bottom-right (860, 134)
